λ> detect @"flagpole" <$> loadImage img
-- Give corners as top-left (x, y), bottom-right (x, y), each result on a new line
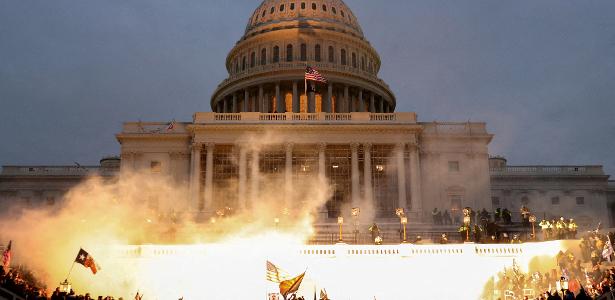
top-left (65, 261), bottom-right (76, 281)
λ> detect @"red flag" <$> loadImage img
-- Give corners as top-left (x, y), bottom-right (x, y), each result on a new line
top-left (2, 240), bottom-right (11, 270)
top-left (75, 248), bottom-right (99, 274)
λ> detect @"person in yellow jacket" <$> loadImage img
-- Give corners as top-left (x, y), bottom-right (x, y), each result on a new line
top-left (568, 219), bottom-right (578, 239)
top-left (539, 219), bottom-right (551, 241)
top-left (555, 217), bottom-right (566, 240)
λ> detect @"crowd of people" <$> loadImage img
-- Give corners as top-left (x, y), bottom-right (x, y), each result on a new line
top-left (0, 266), bottom-right (122, 300)
top-left (486, 231), bottom-right (615, 300)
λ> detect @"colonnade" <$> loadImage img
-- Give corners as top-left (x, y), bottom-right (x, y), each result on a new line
top-left (214, 81), bottom-right (394, 114)
top-left (188, 142), bottom-right (422, 219)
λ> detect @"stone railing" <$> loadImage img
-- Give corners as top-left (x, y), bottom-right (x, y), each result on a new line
top-left (0, 166), bottom-right (117, 177)
top-left (121, 122), bottom-right (188, 134)
top-left (194, 112), bottom-right (417, 124)
top-left (490, 166), bottom-right (605, 176)
top-left (421, 122), bottom-right (489, 136)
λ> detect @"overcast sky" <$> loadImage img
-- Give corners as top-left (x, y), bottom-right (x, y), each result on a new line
top-left (0, 0), bottom-right (614, 176)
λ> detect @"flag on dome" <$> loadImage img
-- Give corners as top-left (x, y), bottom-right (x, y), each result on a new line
top-left (2, 240), bottom-right (11, 270)
top-left (75, 248), bottom-right (99, 274)
top-left (305, 66), bottom-right (327, 84)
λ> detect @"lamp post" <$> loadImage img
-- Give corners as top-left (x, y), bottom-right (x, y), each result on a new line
top-left (401, 217), bottom-right (408, 243)
top-left (351, 207), bottom-right (360, 244)
top-left (529, 215), bottom-right (537, 240)
top-left (338, 216), bottom-right (344, 242)
top-left (463, 208), bottom-right (471, 242)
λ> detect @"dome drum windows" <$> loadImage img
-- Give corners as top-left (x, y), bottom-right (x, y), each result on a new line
top-left (279, 4), bottom-right (285, 12)
top-left (286, 44), bottom-right (293, 62)
top-left (250, 51), bottom-right (256, 68)
top-left (332, 7), bottom-right (337, 14)
top-left (273, 46), bottom-right (280, 63)
top-left (301, 2), bottom-right (306, 9)
top-left (270, 7), bottom-right (275, 14)
top-left (328, 46), bottom-right (334, 63)
top-left (312, 3), bottom-right (317, 10)
top-left (352, 52), bottom-right (357, 68)
top-left (322, 5), bottom-right (327, 12)
top-left (260, 48), bottom-right (267, 65)
top-left (341, 49), bottom-right (347, 65)
top-left (290, 3), bottom-right (295, 10)
top-left (300, 44), bottom-right (307, 61)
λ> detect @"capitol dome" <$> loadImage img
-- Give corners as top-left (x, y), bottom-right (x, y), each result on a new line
top-left (211, 0), bottom-right (396, 114)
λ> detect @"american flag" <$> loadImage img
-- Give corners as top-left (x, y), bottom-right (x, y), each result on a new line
top-left (266, 260), bottom-right (290, 283)
top-left (2, 240), bottom-right (11, 270)
top-left (305, 66), bottom-right (327, 84)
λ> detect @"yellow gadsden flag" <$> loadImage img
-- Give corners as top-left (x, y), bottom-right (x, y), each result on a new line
top-left (279, 272), bottom-right (306, 299)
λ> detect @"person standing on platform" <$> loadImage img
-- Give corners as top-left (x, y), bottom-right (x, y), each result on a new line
top-left (568, 219), bottom-right (578, 239)
top-left (539, 219), bottom-right (551, 241)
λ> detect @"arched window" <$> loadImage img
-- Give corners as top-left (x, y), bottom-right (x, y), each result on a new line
top-left (322, 4), bottom-right (327, 12)
top-left (270, 6), bottom-right (275, 14)
top-left (260, 48), bottom-right (267, 65)
top-left (273, 46), bottom-right (280, 63)
top-left (328, 46), bottom-right (334, 63)
top-left (312, 3), bottom-right (317, 10)
top-left (262, 10), bottom-right (266, 17)
top-left (301, 2), bottom-right (306, 9)
top-left (368, 61), bottom-right (373, 73)
top-left (332, 7), bottom-right (337, 14)
top-left (286, 44), bottom-right (293, 62)
top-left (341, 49), bottom-right (347, 65)
top-left (235, 60), bottom-right (239, 73)
top-left (361, 56), bottom-right (365, 70)
top-left (315, 44), bottom-right (321, 62)
top-left (341, 10), bottom-right (345, 17)
top-left (290, 3), bottom-right (295, 10)
top-left (250, 52), bottom-right (256, 68)
top-left (242, 56), bottom-right (246, 71)
top-left (280, 4), bottom-right (285, 12)
top-left (300, 43), bottom-right (307, 61)
top-left (352, 52), bottom-right (357, 68)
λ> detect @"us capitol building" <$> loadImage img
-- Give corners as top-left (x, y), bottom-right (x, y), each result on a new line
top-left (1, 0), bottom-right (614, 230)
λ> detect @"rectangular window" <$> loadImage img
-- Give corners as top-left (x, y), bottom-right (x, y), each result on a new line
top-left (491, 197), bottom-right (500, 206)
top-left (448, 161), bottom-right (460, 172)
top-left (150, 161), bottom-right (162, 173)
top-left (576, 197), bottom-right (585, 205)
top-left (551, 196), bottom-right (560, 205)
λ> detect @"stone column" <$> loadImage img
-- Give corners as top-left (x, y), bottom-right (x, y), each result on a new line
top-left (370, 94), bottom-right (375, 113)
top-left (379, 97), bottom-right (384, 113)
top-left (250, 149), bottom-right (260, 204)
top-left (396, 143), bottom-right (407, 210)
top-left (363, 143), bottom-right (373, 203)
top-left (204, 143), bottom-right (215, 210)
top-left (292, 81), bottom-right (299, 113)
top-left (238, 145), bottom-right (248, 210)
top-left (358, 89), bottom-right (364, 112)
top-left (327, 83), bottom-right (333, 113)
top-left (189, 143), bottom-right (202, 211)
top-left (409, 142), bottom-right (422, 214)
top-left (232, 94), bottom-right (238, 113)
top-left (285, 143), bottom-right (293, 207)
top-left (308, 84), bottom-right (315, 113)
top-left (344, 85), bottom-right (350, 113)
top-left (244, 89), bottom-right (249, 112)
top-left (275, 83), bottom-right (283, 113)
top-left (351, 142), bottom-right (360, 207)
top-left (258, 85), bottom-right (264, 113)
top-left (222, 98), bottom-right (228, 113)
top-left (318, 143), bottom-right (326, 182)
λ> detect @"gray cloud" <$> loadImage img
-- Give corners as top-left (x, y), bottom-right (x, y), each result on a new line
top-left (0, 0), bottom-right (613, 175)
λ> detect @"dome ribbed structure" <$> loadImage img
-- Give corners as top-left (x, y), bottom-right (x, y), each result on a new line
top-left (211, 0), bottom-right (396, 114)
